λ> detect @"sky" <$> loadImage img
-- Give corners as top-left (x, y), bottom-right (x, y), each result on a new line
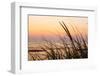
top-left (28, 15), bottom-right (88, 42)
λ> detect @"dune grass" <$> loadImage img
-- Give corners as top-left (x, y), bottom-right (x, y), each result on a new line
top-left (59, 21), bottom-right (88, 58)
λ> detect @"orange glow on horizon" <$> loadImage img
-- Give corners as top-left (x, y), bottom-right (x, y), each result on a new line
top-left (29, 16), bottom-right (88, 41)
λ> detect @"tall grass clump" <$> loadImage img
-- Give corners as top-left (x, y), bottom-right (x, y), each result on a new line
top-left (59, 21), bottom-right (88, 58)
top-left (41, 21), bottom-right (88, 59)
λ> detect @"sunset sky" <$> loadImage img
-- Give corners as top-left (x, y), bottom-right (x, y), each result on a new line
top-left (28, 16), bottom-right (88, 42)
